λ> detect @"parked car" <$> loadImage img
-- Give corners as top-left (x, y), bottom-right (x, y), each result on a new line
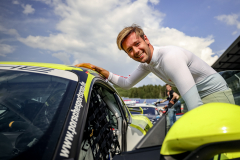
top-left (0, 62), bottom-right (153, 160)
top-left (128, 104), bottom-right (161, 125)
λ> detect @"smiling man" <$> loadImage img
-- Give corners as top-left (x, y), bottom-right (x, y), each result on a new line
top-left (75, 24), bottom-right (235, 110)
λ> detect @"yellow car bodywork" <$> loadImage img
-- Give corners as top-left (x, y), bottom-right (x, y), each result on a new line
top-left (161, 103), bottom-right (240, 159)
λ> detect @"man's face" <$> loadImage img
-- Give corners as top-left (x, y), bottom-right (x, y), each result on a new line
top-left (166, 85), bottom-right (172, 91)
top-left (122, 32), bottom-right (152, 64)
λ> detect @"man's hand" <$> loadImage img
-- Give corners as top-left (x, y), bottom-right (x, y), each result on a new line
top-left (75, 63), bottom-right (96, 70)
top-left (75, 63), bottom-right (110, 78)
top-left (170, 100), bottom-right (174, 104)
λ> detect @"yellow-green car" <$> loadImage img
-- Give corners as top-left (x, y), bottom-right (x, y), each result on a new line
top-left (0, 62), bottom-right (152, 160)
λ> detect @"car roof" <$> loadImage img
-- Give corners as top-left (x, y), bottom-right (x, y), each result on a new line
top-left (0, 61), bottom-right (106, 80)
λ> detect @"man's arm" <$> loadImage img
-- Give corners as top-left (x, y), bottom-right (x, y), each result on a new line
top-left (163, 52), bottom-right (203, 110)
top-left (160, 99), bottom-right (168, 103)
top-left (155, 99), bottom-right (167, 105)
top-left (75, 63), bottom-right (150, 90)
top-left (75, 63), bottom-right (110, 78)
top-left (169, 92), bottom-right (179, 104)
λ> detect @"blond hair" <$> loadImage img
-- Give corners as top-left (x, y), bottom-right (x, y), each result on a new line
top-left (116, 24), bottom-right (145, 51)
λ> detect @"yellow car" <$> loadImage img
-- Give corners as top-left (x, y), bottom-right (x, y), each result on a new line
top-left (0, 62), bottom-right (152, 160)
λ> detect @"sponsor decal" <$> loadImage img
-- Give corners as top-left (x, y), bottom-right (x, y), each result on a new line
top-left (0, 65), bottom-right (54, 73)
top-left (60, 82), bottom-right (86, 158)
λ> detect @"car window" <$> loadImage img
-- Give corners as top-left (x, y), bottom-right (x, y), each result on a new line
top-left (0, 70), bottom-right (75, 160)
top-left (142, 107), bottom-right (159, 115)
top-left (115, 94), bottom-right (131, 123)
top-left (79, 84), bottom-right (121, 160)
top-left (219, 71), bottom-right (240, 105)
top-left (0, 105), bottom-right (7, 115)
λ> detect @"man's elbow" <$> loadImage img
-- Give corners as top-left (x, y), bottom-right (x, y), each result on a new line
top-left (120, 81), bottom-right (135, 90)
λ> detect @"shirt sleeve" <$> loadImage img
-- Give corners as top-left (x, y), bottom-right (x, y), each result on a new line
top-left (163, 52), bottom-right (203, 110)
top-left (108, 64), bottom-right (151, 90)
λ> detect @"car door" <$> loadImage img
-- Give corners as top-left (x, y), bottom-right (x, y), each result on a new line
top-left (78, 80), bottom-right (127, 160)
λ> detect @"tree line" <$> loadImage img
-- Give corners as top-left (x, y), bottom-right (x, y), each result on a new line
top-left (113, 84), bottom-right (180, 99)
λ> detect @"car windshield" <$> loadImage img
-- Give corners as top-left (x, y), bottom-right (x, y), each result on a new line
top-left (142, 107), bottom-right (159, 115)
top-left (0, 70), bottom-right (75, 160)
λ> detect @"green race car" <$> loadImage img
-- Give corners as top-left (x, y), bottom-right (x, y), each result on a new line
top-left (0, 62), bottom-right (152, 160)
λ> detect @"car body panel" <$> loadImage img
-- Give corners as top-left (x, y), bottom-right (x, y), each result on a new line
top-left (0, 61), bottom-right (83, 71)
top-left (131, 115), bottom-right (153, 135)
top-left (160, 103), bottom-right (240, 156)
top-left (83, 73), bottom-right (95, 103)
top-left (0, 63), bottom-right (79, 82)
top-left (128, 106), bottom-right (143, 114)
top-left (126, 115), bottom-right (153, 151)
top-left (222, 152), bottom-right (240, 159)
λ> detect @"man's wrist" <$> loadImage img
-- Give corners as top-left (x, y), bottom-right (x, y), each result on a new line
top-left (97, 67), bottom-right (109, 78)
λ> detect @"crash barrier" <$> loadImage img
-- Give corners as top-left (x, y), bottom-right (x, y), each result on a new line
top-left (81, 86), bottom-right (120, 160)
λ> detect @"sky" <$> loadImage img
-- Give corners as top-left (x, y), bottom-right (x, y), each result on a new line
top-left (0, 0), bottom-right (240, 87)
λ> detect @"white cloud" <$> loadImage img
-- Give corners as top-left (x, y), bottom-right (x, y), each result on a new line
top-left (145, 27), bottom-right (217, 65)
top-left (232, 31), bottom-right (238, 35)
top-left (215, 49), bottom-right (225, 56)
top-left (18, 0), bottom-right (219, 85)
top-left (18, 34), bottom-right (86, 51)
top-left (72, 59), bottom-right (79, 66)
top-left (0, 43), bottom-right (15, 57)
top-left (0, 25), bottom-right (20, 37)
top-left (23, 18), bottom-right (49, 24)
top-left (36, 0), bottom-right (52, 5)
top-left (149, 0), bottom-right (160, 5)
top-left (52, 52), bottom-right (71, 65)
top-left (22, 4), bottom-right (35, 15)
top-left (215, 14), bottom-right (240, 30)
top-left (12, 1), bottom-right (19, 5)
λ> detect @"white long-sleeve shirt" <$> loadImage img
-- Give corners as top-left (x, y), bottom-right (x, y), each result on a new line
top-left (108, 46), bottom-right (228, 110)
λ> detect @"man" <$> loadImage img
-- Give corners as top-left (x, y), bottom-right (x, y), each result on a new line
top-left (158, 85), bottom-right (179, 107)
top-left (75, 24), bottom-right (235, 110)
top-left (158, 84), bottom-right (179, 128)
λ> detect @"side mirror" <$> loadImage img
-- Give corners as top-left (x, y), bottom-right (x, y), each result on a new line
top-left (161, 103), bottom-right (240, 160)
